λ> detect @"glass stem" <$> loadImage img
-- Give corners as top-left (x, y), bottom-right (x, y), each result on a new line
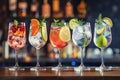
top-left (101, 49), bottom-right (105, 67)
top-left (15, 50), bottom-right (19, 67)
top-left (58, 49), bottom-right (62, 68)
top-left (36, 49), bottom-right (40, 67)
top-left (80, 47), bottom-right (85, 67)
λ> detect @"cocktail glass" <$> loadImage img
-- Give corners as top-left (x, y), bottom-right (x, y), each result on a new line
top-left (72, 22), bottom-right (92, 72)
top-left (50, 22), bottom-right (71, 71)
top-left (29, 19), bottom-right (48, 71)
top-left (94, 21), bottom-right (112, 72)
top-left (8, 22), bottom-right (26, 71)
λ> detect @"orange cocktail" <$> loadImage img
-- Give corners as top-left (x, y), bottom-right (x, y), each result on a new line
top-left (49, 20), bottom-right (71, 71)
top-left (50, 27), bottom-right (67, 49)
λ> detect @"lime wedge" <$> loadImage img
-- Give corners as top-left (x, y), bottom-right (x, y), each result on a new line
top-left (69, 19), bottom-right (79, 30)
top-left (41, 23), bottom-right (48, 42)
top-left (103, 17), bottom-right (113, 28)
top-left (96, 35), bottom-right (107, 48)
top-left (59, 26), bottom-right (71, 42)
top-left (96, 27), bottom-right (106, 35)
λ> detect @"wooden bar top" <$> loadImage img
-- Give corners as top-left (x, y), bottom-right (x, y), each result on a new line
top-left (0, 67), bottom-right (120, 80)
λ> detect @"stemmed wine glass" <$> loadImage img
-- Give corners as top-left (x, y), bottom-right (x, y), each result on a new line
top-left (94, 19), bottom-right (112, 72)
top-left (8, 20), bottom-right (26, 71)
top-left (29, 19), bottom-right (48, 71)
top-left (50, 20), bottom-right (71, 71)
top-left (72, 22), bottom-right (92, 72)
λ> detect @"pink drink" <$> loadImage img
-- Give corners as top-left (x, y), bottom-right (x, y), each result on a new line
top-left (8, 22), bottom-right (26, 50)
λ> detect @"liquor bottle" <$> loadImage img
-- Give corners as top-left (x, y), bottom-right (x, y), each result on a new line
top-left (9, 0), bottom-right (17, 17)
top-left (42, 0), bottom-right (51, 18)
top-left (52, 0), bottom-right (63, 18)
top-left (52, 0), bottom-right (59, 12)
top-left (30, 0), bottom-right (39, 18)
top-left (65, 0), bottom-right (74, 17)
top-left (77, 0), bottom-right (87, 18)
top-left (18, 0), bottom-right (28, 17)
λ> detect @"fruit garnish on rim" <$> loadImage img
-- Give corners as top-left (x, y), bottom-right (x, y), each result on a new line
top-left (40, 18), bottom-right (48, 42)
top-left (31, 19), bottom-right (40, 36)
top-left (69, 18), bottom-right (79, 30)
top-left (103, 17), bottom-right (113, 28)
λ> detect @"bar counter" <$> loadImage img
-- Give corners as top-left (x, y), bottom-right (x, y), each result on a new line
top-left (0, 67), bottom-right (120, 80)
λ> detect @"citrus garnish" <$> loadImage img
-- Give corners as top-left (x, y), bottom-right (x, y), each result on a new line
top-left (59, 26), bottom-right (71, 42)
top-left (41, 23), bottom-right (47, 42)
top-left (96, 35), bottom-right (107, 48)
top-left (31, 19), bottom-right (40, 36)
top-left (96, 27), bottom-right (106, 35)
top-left (103, 17), bottom-right (113, 28)
top-left (69, 19), bottom-right (79, 30)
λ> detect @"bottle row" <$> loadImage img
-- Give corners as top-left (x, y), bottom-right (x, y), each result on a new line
top-left (9, 0), bottom-right (87, 18)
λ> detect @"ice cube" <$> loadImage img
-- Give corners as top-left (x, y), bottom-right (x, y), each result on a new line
top-left (73, 33), bottom-right (83, 40)
top-left (77, 26), bottom-right (83, 33)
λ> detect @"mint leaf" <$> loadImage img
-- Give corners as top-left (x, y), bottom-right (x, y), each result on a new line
top-left (96, 13), bottom-right (103, 25)
top-left (54, 19), bottom-right (59, 23)
top-left (78, 20), bottom-right (84, 26)
top-left (42, 18), bottom-right (46, 22)
top-left (40, 18), bottom-right (46, 27)
top-left (58, 22), bottom-right (64, 27)
top-left (13, 20), bottom-right (18, 26)
top-left (53, 19), bottom-right (59, 27)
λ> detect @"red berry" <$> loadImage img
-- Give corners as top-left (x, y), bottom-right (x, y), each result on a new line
top-left (18, 23), bottom-right (25, 31)
top-left (11, 24), bottom-right (17, 33)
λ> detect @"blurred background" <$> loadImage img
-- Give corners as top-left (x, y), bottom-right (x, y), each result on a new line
top-left (0, 0), bottom-right (120, 67)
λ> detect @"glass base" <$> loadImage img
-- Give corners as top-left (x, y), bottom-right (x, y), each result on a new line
top-left (52, 66), bottom-right (74, 72)
top-left (30, 67), bottom-right (46, 71)
top-left (9, 67), bottom-right (25, 71)
top-left (95, 66), bottom-right (111, 72)
top-left (74, 65), bottom-right (90, 72)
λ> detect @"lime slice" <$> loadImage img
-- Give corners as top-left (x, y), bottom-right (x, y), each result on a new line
top-left (103, 17), bottom-right (113, 28)
top-left (96, 35), bottom-right (107, 48)
top-left (41, 23), bottom-right (48, 42)
top-left (59, 26), bottom-right (71, 42)
top-left (96, 27), bottom-right (106, 35)
top-left (69, 19), bottom-right (79, 30)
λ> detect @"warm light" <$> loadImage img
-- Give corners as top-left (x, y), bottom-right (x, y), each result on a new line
top-left (24, 56), bottom-right (31, 62)
top-left (77, 0), bottom-right (87, 18)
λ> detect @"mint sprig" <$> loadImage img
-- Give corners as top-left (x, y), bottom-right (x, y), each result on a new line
top-left (96, 13), bottom-right (103, 25)
top-left (53, 19), bottom-right (64, 27)
top-left (13, 20), bottom-right (18, 26)
top-left (78, 20), bottom-right (84, 26)
top-left (40, 18), bottom-right (46, 27)
top-left (54, 19), bottom-right (59, 23)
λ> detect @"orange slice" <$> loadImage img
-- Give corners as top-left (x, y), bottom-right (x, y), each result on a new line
top-left (31, 19), bottom-right (40, 36)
